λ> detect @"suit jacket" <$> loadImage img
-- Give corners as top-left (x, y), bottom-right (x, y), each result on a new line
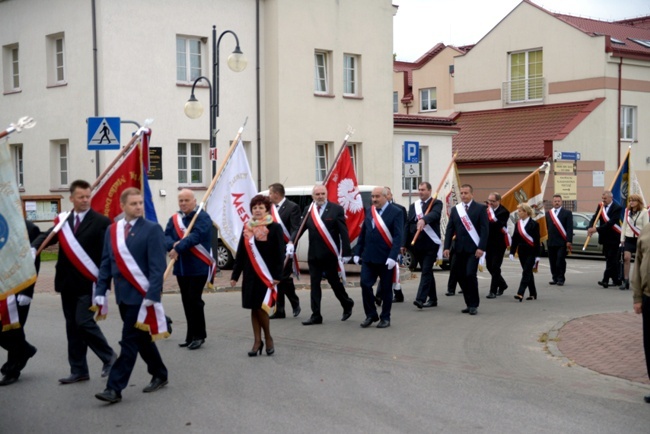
top-left (444, 201), bottom-right (489, 253)
top-left (510, 219), bottom-right (540, 257)
top-left (589, 201), bottom-right (622, 246)
top-left (487, 205), bottom-right (511, 251)
top-left (164, 208), bottom-right (212, 276)
top-left (277, 198), bottom-right (301, 241)
top-left (22, 220), bottom-right (42, 298)
top-left (546, 207), bottom-right (574, 247)
top-left (297, 201), bottom-right (351, 260)
top-left (96, 218), bottom-right (166, 305)
top-left (354, 203), bottom-right (404, 264)
top-left (404, 198), bottom-right (442, 252)
top-left (33, 209), bottom-right (111, 296)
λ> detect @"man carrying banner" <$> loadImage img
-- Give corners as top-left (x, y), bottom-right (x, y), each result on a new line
top-left (33, 179), bottom-right (116, 384)
top-left (546, 194), bottom-right (573, 286)
top-left (588, 191), bottom-right (623, 288)
top-left (354, 187), bottom-right (403, 328)
top-left (443, 184), bottom-right (488, 315)
top-left (95, 188), bottom-right (169, 404)
top-left (403, 182), bottom-right (442, 309)
top-left (268, 183), bottom-right (301, 319)
top-left (164, 189), bottom-right (213, 350)
top-left (486, 192), bottom-right (510, 298)
top-left (296, 185), bottom-right (354, 325)
top-left (386, 187), bottom-right (407, 302)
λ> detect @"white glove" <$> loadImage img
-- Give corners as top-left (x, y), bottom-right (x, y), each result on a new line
top-left (30, 247), bottom-right (37, 260)
top-left (16, 294), bottom-right (32, 306)
top-left (386, 258), bottom-right (397, 270)
top-left (509, 254), bottom-right (515, 261)
top-left (143, 299), bottom-right (155, 307)
top-left (341, 256), bottom-right (351, 264)
top-left (535, 257), bottom-right (540, 265)
top-left (353, 256), bottom-right (360, 265)
top-left (285, 243), bottom-right (294, 257)
top-left (94, 295), bottom-right (105, 306)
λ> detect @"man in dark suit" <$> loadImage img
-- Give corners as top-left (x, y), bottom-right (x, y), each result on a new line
top-left (295, 185), bottom-right (354, 325)
top-left (354, 187), bottom-right (403, 328)
top-left (385, 186), bottom-right (407, 302)
top-left (402, 182), bottom-right (442, 309)
top-left (589, 190), bottom-right (623, 288)
top-left (546, 194), bottom-right (573, 286)
top-left (486, 192), bottom-right (510, 298)
top-left (164, 189), bottom-right (212, 350)
top-left (443, 184), bottom-right (489, 315)
top-left (33, 179), bottom-right (116, 384)
top-left (0, 220), bottom-right (41, 386)
top-left (95, 188), bottom-right (168, 404)
top-left (268, 183), bottom-right (301, 319)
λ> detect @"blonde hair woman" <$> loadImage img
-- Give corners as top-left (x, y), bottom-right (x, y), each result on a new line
top-left (509, 203), bottom-right (540, 301)
top-left (620, 194), bottom-right (649, 290)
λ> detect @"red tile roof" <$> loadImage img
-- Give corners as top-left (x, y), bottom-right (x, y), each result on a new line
top-left (451, 99), bottom-right (604, 166)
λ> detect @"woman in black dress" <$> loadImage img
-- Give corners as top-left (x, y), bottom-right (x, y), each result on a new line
top-left (230, 195), bottom-right (284, 356)
top-left (510, 203), bottom-right (540, 302)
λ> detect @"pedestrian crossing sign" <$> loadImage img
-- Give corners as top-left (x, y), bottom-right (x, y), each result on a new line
top-left (87, 117), bottom-right (120, 150)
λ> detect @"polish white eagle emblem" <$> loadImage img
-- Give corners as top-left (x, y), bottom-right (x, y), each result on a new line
top-left (337, 178), bottom-right (363, 213)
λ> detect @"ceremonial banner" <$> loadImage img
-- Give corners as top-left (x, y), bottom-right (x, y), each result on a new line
top-left (501, 163), bottom-right (550, 242)
top-left (0, 143), bottom-right (36, 299)
top-left (324, 146), bottom-right (364, 242)
top-left (205, 139), bottom-right (257, 253)
top-left (436, 160), bottom-right (462, 250)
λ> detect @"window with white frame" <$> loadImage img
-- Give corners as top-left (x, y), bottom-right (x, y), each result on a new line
top-left (420, 88), bottom-right (437, 112)
top-left (620, 106), bottom-right (636, 141)
top-left (508, 49), bottom-right (543, 103)
top-left (46, 33), bottom-right (66, 85)
top-left (315, 143), bottom-right (329, 181)
top-left (346, 143), bottom-right (362, 181)
top-left (178, 141), bottom-right (204, 185)
top-left (2, 43), bottom-right (20, 92)
top-left (55, 141), bottom-right (69, 186)
top-left (177, 36), bottom-right (203, 83)
top-left (10, 144), bottom-right (23, 187)
top-left (343, 54), bottom-right (359, 96)
top-left (393, 91), bottom-right (399, 113)
top-left (314, 51), bottom-right (331, 94)
top-left (401, 145), bottom-right (422, 191)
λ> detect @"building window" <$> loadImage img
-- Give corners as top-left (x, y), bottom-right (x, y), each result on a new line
top-left (393, 91), bottom-right (399, 113)
top-left (620, 106), bottom-right (636, 141)
top-left (343, 54), bottom-right (359, 96)
top-left (508, 49), bottom-right (543, 103)
top-left (2, 43), bottom-right (20, 92)
top-left (177, 36), bottom-right (203, 83)
top-left (10, 144), bottom-right (23, 187)
top-left (401, 145), bottom-right (422, 191)
top-left (314, 51), bottom-right (331, 94)
top-left (315, 142), bottom-right (329, 181)
top-left (420, 88), bottom-right (437, 112)
top-left (46, 33), bottom-right (66, 85)
top-left (178, 141), bottom-right (204, 184)
top-left (59, 143), bottom-right (68, 186)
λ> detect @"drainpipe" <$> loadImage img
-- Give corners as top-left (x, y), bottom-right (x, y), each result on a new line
top-left (91, 0), bottom-right (100, 177)
top-left (256, 0), bottom-right (262, 191)
top-left (617, 57), bottom-right (622, 168)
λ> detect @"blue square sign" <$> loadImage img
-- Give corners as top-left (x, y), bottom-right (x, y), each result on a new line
top-left (88, 117), bottom-right (120, 150)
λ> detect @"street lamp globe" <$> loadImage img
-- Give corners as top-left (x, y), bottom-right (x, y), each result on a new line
top-left (227, 47), bottom-right (248, 73)
top-left (184, 95), bottom-right (204, 119)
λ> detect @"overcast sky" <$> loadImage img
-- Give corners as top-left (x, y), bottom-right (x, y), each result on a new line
top-left (393, 0), bottom-right (650, 61)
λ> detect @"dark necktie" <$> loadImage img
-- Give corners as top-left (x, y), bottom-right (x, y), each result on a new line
top-left (124, 222), bottom-right (132, 240)
top-left (464, 204), bottom-right (469, 213)
top-left (317, 205), bottom-right (322, 213)
top-left (74, 215), bottom-right (80, 233)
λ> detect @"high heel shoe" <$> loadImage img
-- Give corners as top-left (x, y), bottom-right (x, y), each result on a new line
top-left (514, 294), bottom-right (523, 302)
top-left (526, 295), bottom-right (537, 300)
top-left (248, 342), bottom-right (263, 357)
top-left (265, 337), bottom-right (275, 356)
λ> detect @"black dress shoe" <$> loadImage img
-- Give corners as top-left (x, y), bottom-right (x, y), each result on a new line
top-left (374, 295), bottom-right (382, 307)
top-left (95, 388), bottom-right (122, 404)
top-left (143, 376), bottom-right (168, 393)
top-left (376, 319), bottom-right (390, 328)
top-left (445, 292), bottom-right (455, 296)
top-left (497, 285), bottom-right (508, 296)
top-left (392, 290), bottom-right (404, 302)
top-left (413, 300), bottom-right (423, 309)
top-left (101, 352), bottom-right (117, 378)
top-left (16, 344), bottom-right (37, 371)
top-left (597, 280), bottom-right (609, 288)
top-left (644, 394), bottom-right (650, 403)
top-left (178, 341), bottom-right (191, 348)
top-left (292, 306), bottom-right (301, 317)
top-left (468, 307), bottom-right (478, 315)
top-left (302, 317), bottom-right (323, 325)
top-left (59, 373), bottom-right (90, 384)
top-left (341, 311), bottom-right (352, 321)
top-left (360, 316), bottom-right (379, 328)
top-left (187, 339), bottom-right (205, 350)
top-left (486, 293), bottom-right (497, 299)
top-left (269, 312), bottom-right (286, 319)
top-left (461, 308), bottom-right (470, 313)
top-left (0, 375), bottom-right (19, 386)
top-left (423, 300), bottom-right (437, 307)
top-left (557, 282), bottom-right (564, 286)
top-left (549, 280), bottom-right (557, 285)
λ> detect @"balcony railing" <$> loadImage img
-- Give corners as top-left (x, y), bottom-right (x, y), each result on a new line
top-left (502, 77), bottom-right (545, 106)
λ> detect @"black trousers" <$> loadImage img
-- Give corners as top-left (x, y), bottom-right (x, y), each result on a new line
top-left (276, 261), bottom-right (300, 314)
top-left (643, 295), bottom-right (650, 380)
top-left (486, 246), bottom-right (507, 293)
top-left (0, 301), bottom-right (35, 378)
top-left (413, 247), bottom-right (438, 303)
top-left (516, 254), bottom-right (537, 298)
top-left (177, 275), bottom-right (207, 342)
top-left (602, 243), bottom-right (620, 284)
top-left (307, 257), bottom-right (354, 319)
top-left (548, 245), bottom-right (568, 283)
top-left (452, 252), bottom-right (480, 308)
top-left (61, 292), bottom-right (114, 376)
top-left (107, 303), bottom-right (168, 393)
top-left (360, 262), bottom-right (393, 321)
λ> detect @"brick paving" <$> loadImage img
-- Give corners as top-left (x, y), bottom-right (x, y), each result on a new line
top-left (557, 312), bottom-right (649, 384)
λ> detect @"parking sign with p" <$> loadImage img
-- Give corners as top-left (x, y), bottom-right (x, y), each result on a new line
top-left (403, 141), bottom-right (419, 163)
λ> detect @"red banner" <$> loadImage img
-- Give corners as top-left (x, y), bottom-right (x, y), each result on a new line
top-left (91, 145), bottom-right (142, 220)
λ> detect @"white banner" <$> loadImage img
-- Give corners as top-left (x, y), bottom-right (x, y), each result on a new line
top-left (437, 161), bottom-right (461, 249)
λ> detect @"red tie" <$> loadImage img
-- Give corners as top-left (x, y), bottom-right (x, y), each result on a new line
top-left (124, 223), bottom-right (132, 240)
top-left (74, 215), bottom-right (80, 233)
top-left (317, 205), bottom-right (322, 213)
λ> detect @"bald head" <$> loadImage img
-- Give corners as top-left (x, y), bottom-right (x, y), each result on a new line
top-left (312, 185), bottom-right (328, 206)
top-left (178, 189), bottom-right (197, 214)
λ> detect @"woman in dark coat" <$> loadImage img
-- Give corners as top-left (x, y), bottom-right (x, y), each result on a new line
top-left (510, 203), bottom-right (540, 302)
top-left (230, 195), bottom-right (284, 356)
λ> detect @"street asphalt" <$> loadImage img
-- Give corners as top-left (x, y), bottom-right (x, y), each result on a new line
top-left (1, 256), bottom-right (649, 433)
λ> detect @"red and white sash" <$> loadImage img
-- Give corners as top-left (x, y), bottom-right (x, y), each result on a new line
top-left (487, 206), bottom-right (511, 247)
top-left (243, 232), bottom-right (278, 315)
top-left (600, 203), bottom-right (622, 234)
top-left (517, 219), bottom-right (535, 247)
top-left (457, 203), bottom-right (486, 269)
top-left (414, 200), bottom-right (442, 254)
top-left (310, 204), bottom-right (347, 284)
top-left (172, 213), bottom-right (217, 280)
top-left (0, 295), bottom-right (20, 332)
top-left (270, 205), bottom-right (300, 279)
top-left (548, 208), bottom-right (568, 241)
top-left (110, 220), bottom-right (169, 341)
top-left (370, 207), bottom-right (401, 289)
top-left (625, 209), bottom-right (641, 237)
